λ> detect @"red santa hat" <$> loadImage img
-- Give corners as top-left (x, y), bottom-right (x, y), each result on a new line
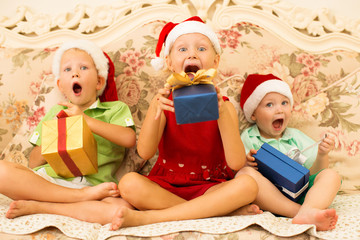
top-left (151, 16), bottom-right (222, 71)
top-left (240, 74), bottom-right (293, 123)
top-left (99, 52), bottom-right (118, 102)
top-left (52, 39), bottom-right (118, 102)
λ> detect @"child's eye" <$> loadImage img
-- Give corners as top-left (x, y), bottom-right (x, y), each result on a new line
top-left (64, 67), bottom-right (71, 72)
top-left (80, 66), bottom-right (88, 70)
top-left (282, 100), bottom-right (288, 106)
top-left (198, 47), bottom-right (206, 51)
top-left (266, 103), bottom-right (273, 107)
top-left (179, 47), bottom-right (187, 52)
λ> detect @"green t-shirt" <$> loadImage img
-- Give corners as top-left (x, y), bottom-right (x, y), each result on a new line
top-left (241, 125), bottom-right (317, 169)
top-left (29, 99), bottom-right (135, 185)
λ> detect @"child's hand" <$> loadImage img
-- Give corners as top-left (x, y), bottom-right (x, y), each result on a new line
top-left (154, 87), bottom-right (173, 120)
top-left (58, 102), bottom-right (83, 117)
top-left (246, 149), bottom-right (258, 170)
top-left (215, 86), bottom-right (225, 113)
top-left (318, 133), bottom-right (335, 155)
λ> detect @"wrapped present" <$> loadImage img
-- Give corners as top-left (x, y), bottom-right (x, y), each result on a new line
top-left (253, 143), bottom-right (310, 201)
top-left (168, 69), bottom-right (219, 125)
top-left (41, 113), bottom-right (98, 178)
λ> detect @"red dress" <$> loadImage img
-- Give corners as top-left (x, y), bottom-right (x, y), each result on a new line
top-left (146, 93), bottom-right (235, 200)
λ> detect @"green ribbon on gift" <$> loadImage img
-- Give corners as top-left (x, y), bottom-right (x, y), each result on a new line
top-left (166, 68), bottom-right (217, 90)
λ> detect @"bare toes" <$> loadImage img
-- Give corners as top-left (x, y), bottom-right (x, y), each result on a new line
top-left (6, 201), bottom-right (24, 219)
top-left (110, 208), bottom-right (126, 230)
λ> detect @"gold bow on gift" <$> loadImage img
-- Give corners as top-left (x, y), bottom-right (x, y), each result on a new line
top-left (166, 68), bottom-right (217, 90)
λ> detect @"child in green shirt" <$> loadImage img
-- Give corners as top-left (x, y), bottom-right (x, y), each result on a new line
top-left (236, 73), bottom-right (341, 231)
top-left (3, 40), bottom-right (136, 217)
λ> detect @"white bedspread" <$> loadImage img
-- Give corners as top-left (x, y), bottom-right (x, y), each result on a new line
top-left (0, 194), bottom-right (359, 240)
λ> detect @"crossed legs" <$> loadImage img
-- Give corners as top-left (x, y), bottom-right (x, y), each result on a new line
top-left (236, 167), bottom-right (341, 231)
top-left (110, 172), bottom-right (260, 229)
top-left (0, 161), bottom-right (119, 203)
top-left (5, 170), bottom-right (260, 229)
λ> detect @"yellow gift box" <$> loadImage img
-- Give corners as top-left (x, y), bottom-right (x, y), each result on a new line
top-left (41, 114), bottom-right (98, 178)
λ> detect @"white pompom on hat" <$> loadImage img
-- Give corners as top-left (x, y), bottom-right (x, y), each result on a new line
top-left (240, 74), bottom-right (294, 123)
top-left (52, 39), bottom-right (109, 97)
top-left (151, 16), bottom-right (221, 71)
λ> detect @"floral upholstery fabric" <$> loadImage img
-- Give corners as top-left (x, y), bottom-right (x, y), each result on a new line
top-left (0, 48), bottom-right (55, 155)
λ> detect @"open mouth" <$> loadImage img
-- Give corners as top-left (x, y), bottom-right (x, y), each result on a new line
top-left (184, 65), bottom-right (200, 73)
top-left (272, 118), bottom-right (283, 130)
top-left (72, 83), bottom-right (82, 95)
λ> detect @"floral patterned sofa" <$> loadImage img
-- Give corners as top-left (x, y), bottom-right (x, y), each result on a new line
top-left (0, 1), bottom-right (360, 239)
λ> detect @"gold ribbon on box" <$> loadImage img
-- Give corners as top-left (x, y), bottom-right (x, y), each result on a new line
top-left (166, 68), bottom-right (217, 90)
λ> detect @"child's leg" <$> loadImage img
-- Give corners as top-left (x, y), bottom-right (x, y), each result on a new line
top-left (118, 172), bottom-right (187, 210)
top-left (236, 167), bottom-right (301, 217)
top-left (292, 169), bottom-right (341, 231)
top-left (0, 161), bottom-right (119, 202)
top-left (203, 180), bottom-right (263, 216)
top-left (6, 197), bottom-right (133, 225)
top-left (111, 174), bottom-right (258, 229)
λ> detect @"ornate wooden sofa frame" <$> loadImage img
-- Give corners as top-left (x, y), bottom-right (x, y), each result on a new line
top-left (0, 1), bottom-right (359, 239)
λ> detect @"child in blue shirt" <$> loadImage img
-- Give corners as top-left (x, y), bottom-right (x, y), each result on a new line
top-left (236, 73), bottom-right (342, 231)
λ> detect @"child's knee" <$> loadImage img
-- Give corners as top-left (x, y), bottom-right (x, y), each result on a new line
top-left (236, 166), bottom-right (260, 179)
top-left (118, 172), bottom-right (145, 199)
top-left (234, 174), bottom-right (258, 200)
top-left (317, 168), bottom-right (342, 186)
top-left (0, 161), bottom-right (12, 180)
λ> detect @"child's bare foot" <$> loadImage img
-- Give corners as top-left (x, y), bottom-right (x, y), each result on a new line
top-left (292, 207), bottom-right (338, 231)
top-left (6, 200), bottom-right (37, 219)
top-left (82, 182), bottom-right (120, 201)
top-left (228, 203), bottom-right (263, 216)
top-left (110, 206), bottom-right (146, 230)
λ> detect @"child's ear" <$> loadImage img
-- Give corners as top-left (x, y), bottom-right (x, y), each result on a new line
top-left (165, 55), bottom-right (174, 72)
top-left (213, 54), bottom-right (220, 68)
top-left (251, 114), bottom-right (256, 122)
top-left (56, 79), bottom-right (64, 93)
top-left (96, 76), bottom-right (106, 90)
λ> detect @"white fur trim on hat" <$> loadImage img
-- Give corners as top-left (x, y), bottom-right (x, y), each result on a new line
top-left (243, 80), bottom-right (294, 123)
top-left (52, 40), bottom-right (109, 96)
top-left (150, 57), bottom-right (165, 71)
top-left (163, 20), bottom-right (221, 57)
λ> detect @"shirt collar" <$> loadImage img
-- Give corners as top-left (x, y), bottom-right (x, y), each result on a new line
top-left (252, 125), bottom-right (293, 142)
top-left (85, 99), bottom-right (111, 111)
top-left (88, 99), bottom-right (99, 109)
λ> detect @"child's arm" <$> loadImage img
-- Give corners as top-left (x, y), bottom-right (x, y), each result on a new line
top-left (137, 88), bottom-right (170, 160)
top-left (84, 115), bottom-right (136, 148)
top-left (28, 146), bottom-right (47, 169)
top-left (216, 87), bottom-right (246, 171)
top-left (310, 134), bottom-right (335, 174)
top-left (59, 102), bottom-right (136, 148)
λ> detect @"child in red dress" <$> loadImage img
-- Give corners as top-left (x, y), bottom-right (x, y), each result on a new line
top-left (111, 16), bottom-right (261, 229)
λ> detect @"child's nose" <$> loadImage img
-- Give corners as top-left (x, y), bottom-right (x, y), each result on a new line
top-left (276, 106), bottom-right (284, 113)
top-left (72, 73), bottom-right (80, 78)
top-left (187, 49), bottom-right (198, 59)
top-left (187, 55), bottom-right (198, 60)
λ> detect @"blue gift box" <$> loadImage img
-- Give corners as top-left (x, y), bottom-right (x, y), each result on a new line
top-left (253, 143), bottom-right (310, 201)
top-left (173, 84), bottom-right (219, 125)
